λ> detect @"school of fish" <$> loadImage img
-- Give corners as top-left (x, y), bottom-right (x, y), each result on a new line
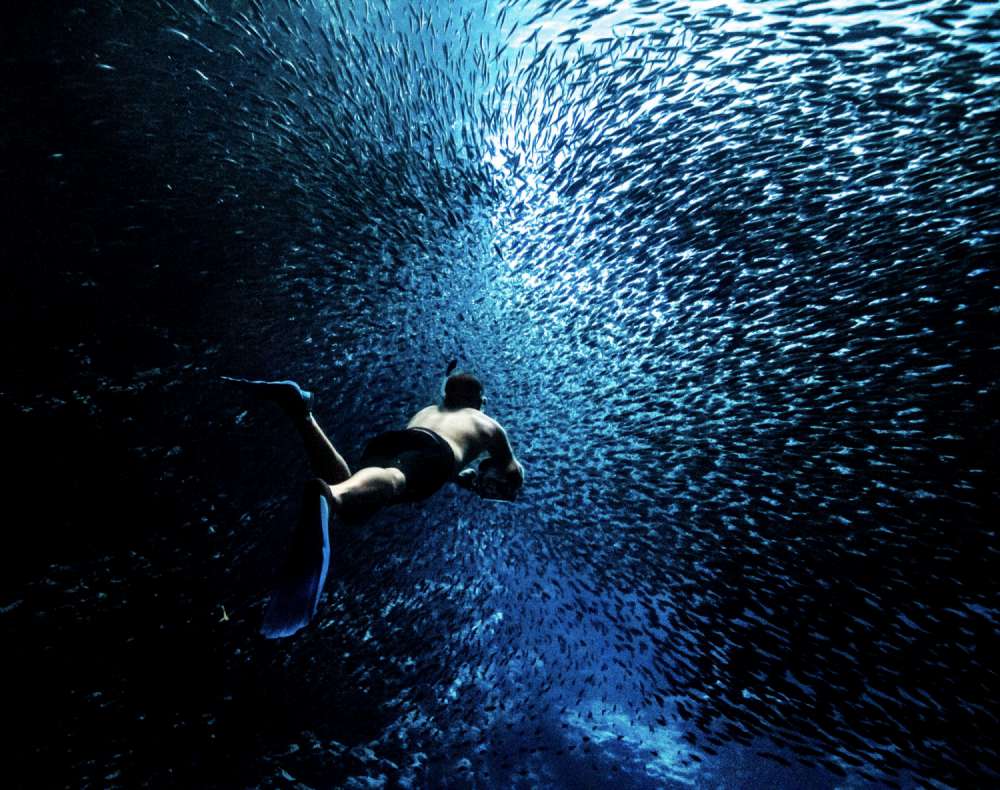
top-left (17, 0), bottom-right (999, 787)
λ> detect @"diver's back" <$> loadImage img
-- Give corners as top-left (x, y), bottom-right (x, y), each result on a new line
top-left (407, 405), bottom-right (495, 468)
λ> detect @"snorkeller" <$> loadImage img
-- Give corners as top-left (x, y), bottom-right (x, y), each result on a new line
top-left (224, 364), bottom-right (524, 638)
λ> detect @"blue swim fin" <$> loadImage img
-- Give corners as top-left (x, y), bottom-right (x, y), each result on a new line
top-left (260, 479), bottom-right (333, 639)
top-left (221, 376), bottom-right (314, 420)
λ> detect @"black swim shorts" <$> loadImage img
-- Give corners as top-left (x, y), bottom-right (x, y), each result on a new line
top-left (358, 427), bottom-right (457, 502)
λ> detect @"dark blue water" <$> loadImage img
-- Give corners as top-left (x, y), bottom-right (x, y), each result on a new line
top-left (3, 0), bottom-right (998, 787)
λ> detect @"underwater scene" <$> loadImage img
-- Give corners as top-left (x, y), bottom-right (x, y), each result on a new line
top-left (3, 0), bottom-right (998, 787)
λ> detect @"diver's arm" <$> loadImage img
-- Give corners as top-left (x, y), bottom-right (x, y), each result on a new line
top-left (488, 424), bottom-right (523, 482)
top-left (473, 424), bottom-right (523, 500)
top-left (454, 423), bottom-right (524, 500)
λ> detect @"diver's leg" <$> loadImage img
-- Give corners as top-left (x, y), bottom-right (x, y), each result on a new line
top-left (327, 467), bottom-right (407, 514)
top-left (294, 415), bottom-right (352, 484)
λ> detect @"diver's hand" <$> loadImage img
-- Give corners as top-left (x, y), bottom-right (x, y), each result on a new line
top-left (455, 468), bottom-right (478, 491)
top-left (476, 461), bottom-right (522, 502)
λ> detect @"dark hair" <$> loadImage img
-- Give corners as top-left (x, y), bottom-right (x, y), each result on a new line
top-left (443, 372), bottom-right (484, 409)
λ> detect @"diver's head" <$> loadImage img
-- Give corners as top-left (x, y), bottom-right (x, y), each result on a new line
top-left (443, 372), bottom-right (485, 410)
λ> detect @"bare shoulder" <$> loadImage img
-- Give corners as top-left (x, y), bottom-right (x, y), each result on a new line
top-left (474, 410), bottom-right (504, 433)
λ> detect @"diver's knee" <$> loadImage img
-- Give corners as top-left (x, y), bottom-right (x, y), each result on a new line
top-left (384, 467), bottom-right (406, 495)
